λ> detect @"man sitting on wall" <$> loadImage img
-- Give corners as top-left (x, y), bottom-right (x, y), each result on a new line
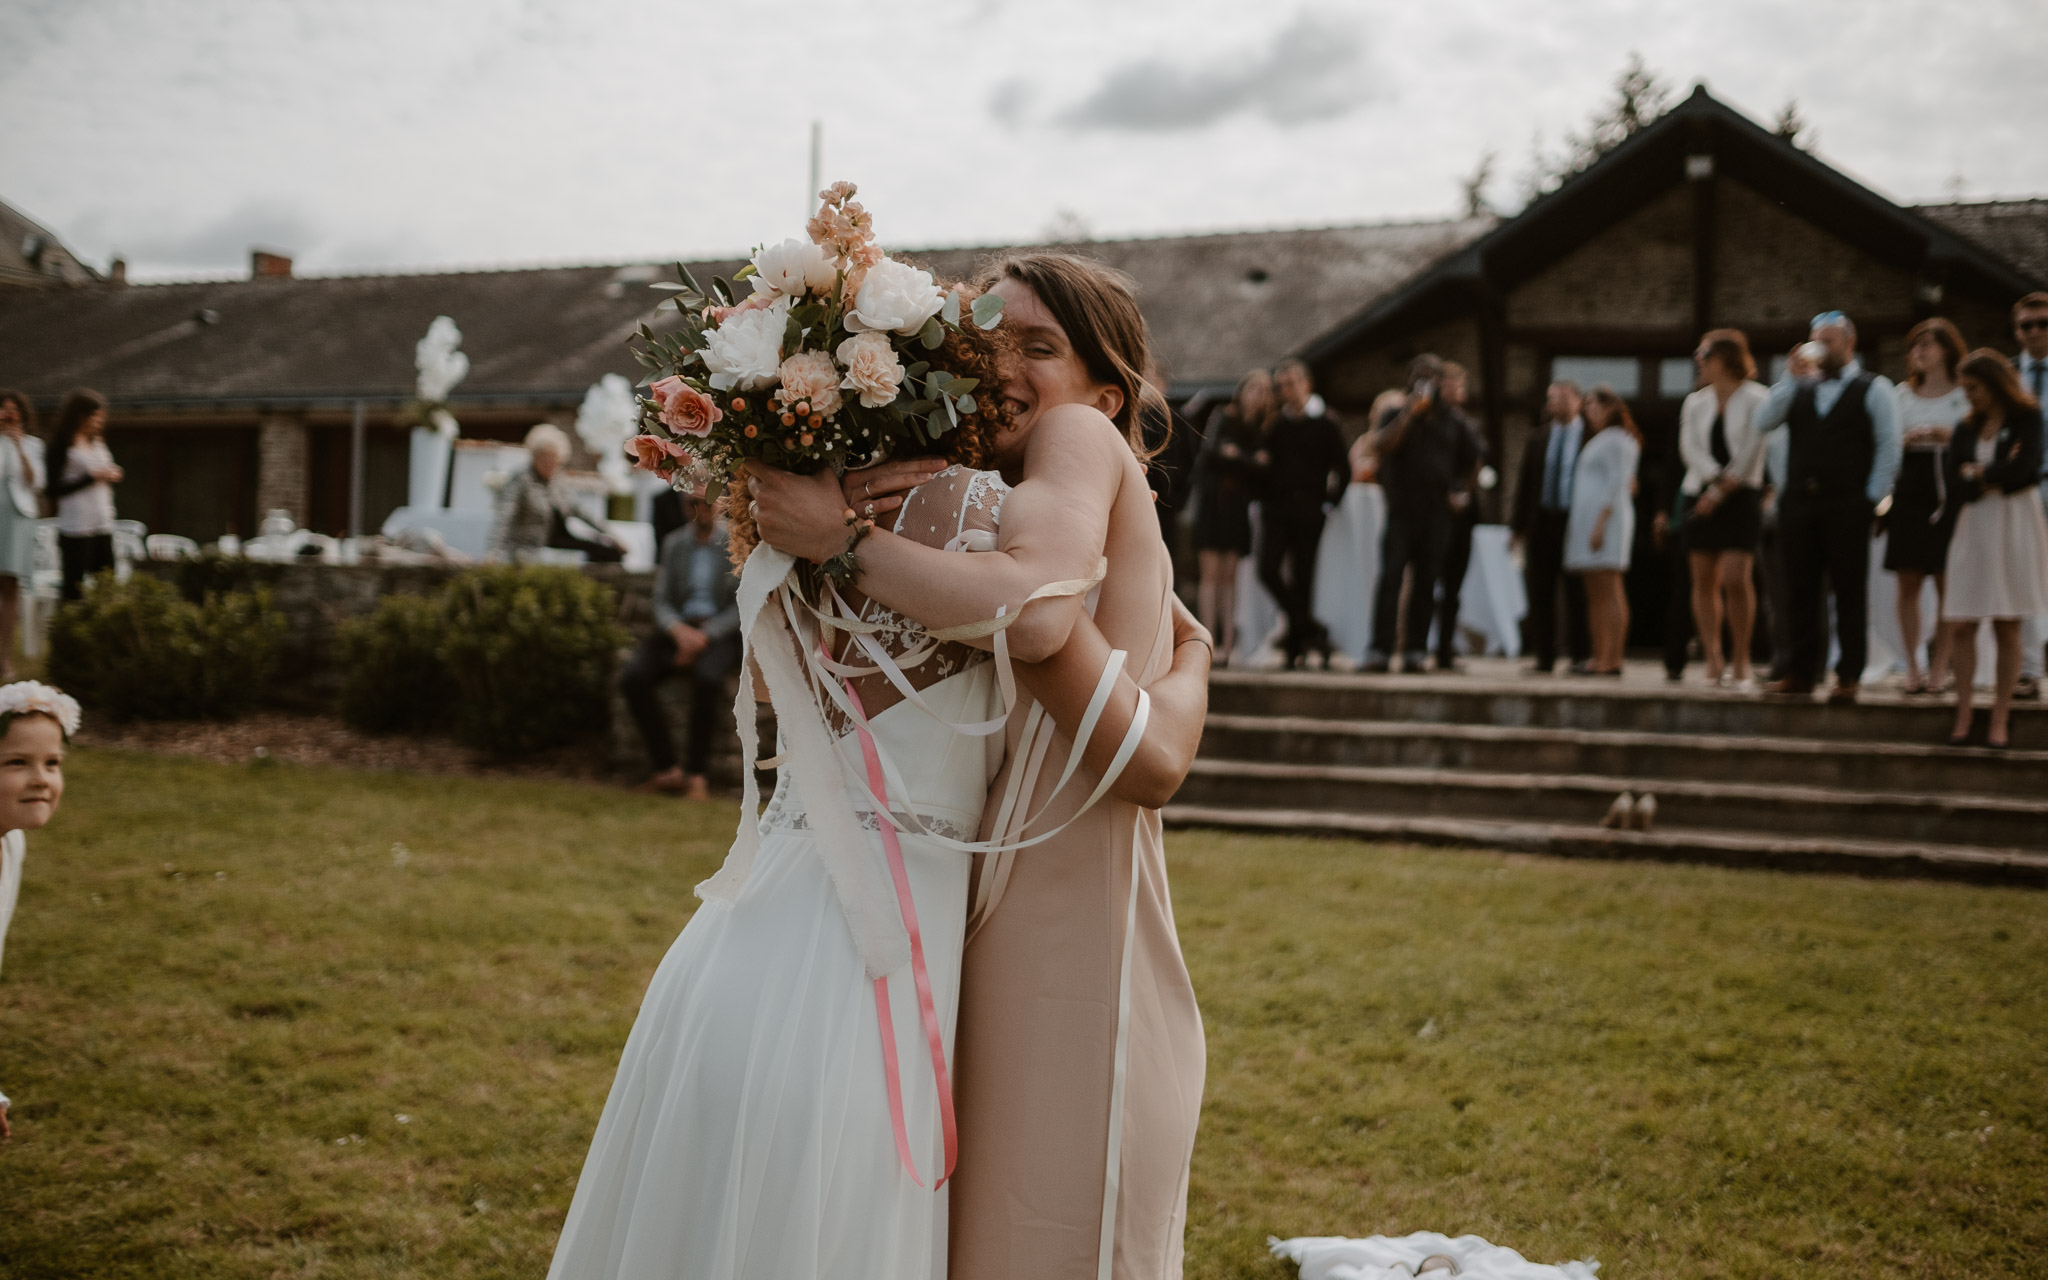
top-left (620, 486), bottom-right (740, 798)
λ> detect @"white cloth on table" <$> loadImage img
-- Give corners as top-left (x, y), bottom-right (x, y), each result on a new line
top-left (1271, 1232), bottom-right (1599, 1280)
top-left (1563, 427), bottom-right (1638, 573)
top-left (1235, 490), bottom-right (1523, 664)
top-left (0, 829), bottom-right (24, 977)
top-left (1311, 483), bottom-right (1384, 663)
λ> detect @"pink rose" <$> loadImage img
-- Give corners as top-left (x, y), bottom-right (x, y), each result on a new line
top-left (650, 376), bottom-right (722, 438)
top-left (704, 293), bottom-right (776, 325)
top-left (625, 434), bottom-right (693, 473)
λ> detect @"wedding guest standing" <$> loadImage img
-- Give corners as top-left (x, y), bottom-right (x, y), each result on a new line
top-left (1887, 318), bottom-right (1970, 694)
top-left (1431, 361), bottom-right (1488, 672)
top-left (619, 487), bottom-right (739, 799)
top-left (1192, 370), bottom-right (1271, 663)
top-left (1941, 349), bottom-right (2048, 748)
top-left (1511, 381), bottom-right (1590, 673)
top-left (46, 390), bottom-right (119, 602)
top-left (2010, 292), bottom-right (2048, 700)
top-left (1364, 354), bottom-right (1481, 673)
top-left (1738, 312), bottom-right (1902, 703)
top-left (1256, 359), bottom-right (1346, 667)
top-left (1563, 387), bottom-right (1641, 676)
top-left (0, 393), bottom-right (46, 679)
top-left (1678, 329), bottom-right (1770, 687)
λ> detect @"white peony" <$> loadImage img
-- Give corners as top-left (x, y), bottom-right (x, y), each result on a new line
top-left (700, 296), bottom-right (791, 391)
top-left (836, 331), bottom-right (905, 408)
top-left (749, 238), bottom-right (838, 299)
top-left (842, 256), bottom-right (945, 336)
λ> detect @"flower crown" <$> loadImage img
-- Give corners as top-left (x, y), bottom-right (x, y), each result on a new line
top-left (623, 180), bottom-right (1004, 491)
top-left (0, 681), bottom-right (81, 740)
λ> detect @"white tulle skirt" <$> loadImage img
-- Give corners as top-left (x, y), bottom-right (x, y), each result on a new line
top-left (547, 823), bottom-right (967, 1280)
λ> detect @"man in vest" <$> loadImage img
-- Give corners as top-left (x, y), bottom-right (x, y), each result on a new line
top-left (1735, 312), bottom-right (1902, 702)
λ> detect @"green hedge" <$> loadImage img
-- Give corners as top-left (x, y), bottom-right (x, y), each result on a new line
top-left (47, 572), bottom-right (285, 722)
top-left (335, 566), bottom-right (626, 757)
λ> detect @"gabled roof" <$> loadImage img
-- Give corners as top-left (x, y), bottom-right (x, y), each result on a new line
top-left (1916, 199), bottom-right (2048, 284)
top-left (1302, 86), bottom-right (2046, 365)
top-left (0, 218), bottom-right (1491, 408)
top-left (0, 199), bottom-right (101, 288)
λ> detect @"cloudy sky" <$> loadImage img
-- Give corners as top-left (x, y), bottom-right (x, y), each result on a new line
top-left (5, 0), bottom-right (2045, 282)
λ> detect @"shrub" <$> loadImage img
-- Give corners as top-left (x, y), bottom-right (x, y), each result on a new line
top-left (436, 566), bottom-right (626, 756)
top-left (47, 572), bottom-right (284, 722)
top-left (334, 593), bottom-right (452, 734)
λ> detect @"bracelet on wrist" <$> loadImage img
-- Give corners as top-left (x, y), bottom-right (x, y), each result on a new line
top-left (819, 508), bottom-right (874, 588)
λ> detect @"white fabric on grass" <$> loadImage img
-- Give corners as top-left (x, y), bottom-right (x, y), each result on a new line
top-left (1271, 1231), bottom-right (1599, 1280)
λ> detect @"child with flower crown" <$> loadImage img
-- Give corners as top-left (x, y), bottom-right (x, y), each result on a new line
top-left (0, 680), bottom-right (79, 1140)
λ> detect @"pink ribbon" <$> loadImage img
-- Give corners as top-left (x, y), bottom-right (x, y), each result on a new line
top-left (841, 675), bottom-right (959, 1190)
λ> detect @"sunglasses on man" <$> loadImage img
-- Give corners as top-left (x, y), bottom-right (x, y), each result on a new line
top-left (2019, 318), bottom-right (2048, 333)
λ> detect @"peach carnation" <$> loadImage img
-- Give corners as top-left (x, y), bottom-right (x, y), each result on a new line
top-left (836, 332), bottom-right (905, 409)
top-left (775, 351), bottom-right (844, 418)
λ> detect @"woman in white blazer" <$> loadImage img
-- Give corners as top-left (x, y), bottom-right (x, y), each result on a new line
top-left (1677, 330), bottom-right (1770, 687)
top-left (0, 391), bottom-right (45, 681)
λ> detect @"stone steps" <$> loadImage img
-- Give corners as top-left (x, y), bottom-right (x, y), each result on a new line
top-left (1176, 758), bottom-right (2048, 850)
top-left (1206, 670), bottom-right (2045, 747)
top-left (1162, 804), bottom-right (2048, 888)
top-left (1199, 713), bottom-right (2048, 799)
top-left (1174, 668), bottom-right (2048, 886)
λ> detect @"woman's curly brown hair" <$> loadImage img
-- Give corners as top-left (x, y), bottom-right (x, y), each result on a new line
top-left (724, 277), bottom-right (1013, 569)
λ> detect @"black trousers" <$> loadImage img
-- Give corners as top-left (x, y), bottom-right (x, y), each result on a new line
top-left (1258, 507), bottom-right (1329, 656)
top-left (59, 532), bottom-right (115, 602)
top-left (1372, 505), bottom-right (1453, 660)
top-left (1779, 493), bottom-right (1873, 686)
top-left (1435, 510), bottom-right (1477, 663)
top-left (619, 627), bottom-right (741, 775)
top-left (1522, 510), bottom-right (1589, 669)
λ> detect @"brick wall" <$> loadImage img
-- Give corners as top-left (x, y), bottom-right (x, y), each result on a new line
top-left (1508, 184), bottom-right (1696, 330)
top-left (255, 415), bottom-right (309, 528)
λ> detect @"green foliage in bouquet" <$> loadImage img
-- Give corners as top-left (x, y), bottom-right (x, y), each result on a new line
top-left (334, 592), bottom-right (452, 734)
top-left (436, 566), bottom-right (627, 757)
top-left (47, 572), bottom-right (284, 722)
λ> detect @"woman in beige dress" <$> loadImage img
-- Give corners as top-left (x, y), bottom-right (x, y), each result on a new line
top-left (752, 253), bottom-right (1210, 1278)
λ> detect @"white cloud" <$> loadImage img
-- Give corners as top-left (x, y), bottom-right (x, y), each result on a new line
top-left (1, 0), bottom-right (2042, 281)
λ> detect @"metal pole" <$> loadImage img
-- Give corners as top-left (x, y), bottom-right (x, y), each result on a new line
top-left (808, 120), bottom-right (822, 214)
top-left (348, 399), bottom-right (366, 539)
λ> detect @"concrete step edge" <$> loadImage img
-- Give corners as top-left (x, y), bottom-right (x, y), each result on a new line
top-left (1180, 757), bottom-right (2048, 816)
top-left (1161, 804), bottom-right (2048, 886)
top-left (1199, 713), bottom-right (2048, 763)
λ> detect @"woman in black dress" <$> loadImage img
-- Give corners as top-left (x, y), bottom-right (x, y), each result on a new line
top-left (1886, 317), bottom-right (1968, 694)
top-left (1192, 369), bottom-right (1271, 662)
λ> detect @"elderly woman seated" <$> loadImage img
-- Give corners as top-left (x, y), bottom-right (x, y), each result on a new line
top-left (488, 423), bottom-right (625, 564)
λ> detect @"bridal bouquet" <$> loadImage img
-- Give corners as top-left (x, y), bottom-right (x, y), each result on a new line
top-left (624, 181), bottom-right (1003, 492)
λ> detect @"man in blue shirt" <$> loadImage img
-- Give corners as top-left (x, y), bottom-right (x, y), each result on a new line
top-left (1510, 381), bottom-right (1591, 673)
top-left (620, 487), bottom-right (741, 798)
top-left (1735, 312), bottom-right (1902, 703)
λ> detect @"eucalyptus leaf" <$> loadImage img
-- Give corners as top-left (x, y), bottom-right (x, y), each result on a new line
top-left (942, 290), bottom-right (961, 327)
top-left (958, 394), bottom-right (978, 414)
top-left (971, 292), bottom-right (1004, 329)
top-left (918, 317), bottom-right (945, 350)
top-left (927, 408), bottom-right (952, 438)
top-left (947, 376), bottom-right (980, 395)
top-left (904, 362), bottom-right (930, 380)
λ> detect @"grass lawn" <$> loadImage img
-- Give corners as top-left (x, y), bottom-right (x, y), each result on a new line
top-left (3, 750), bottom-right (2044, 1278)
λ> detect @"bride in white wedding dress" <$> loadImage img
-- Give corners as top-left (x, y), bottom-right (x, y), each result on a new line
top-left (547, 467), bottom-right (1013, 1278)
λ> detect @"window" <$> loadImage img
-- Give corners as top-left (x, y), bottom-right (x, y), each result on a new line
top-left (1549, 356), bottom-right (1639, 396)
top-left (1658, 358), bottom-right (1698, 399)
